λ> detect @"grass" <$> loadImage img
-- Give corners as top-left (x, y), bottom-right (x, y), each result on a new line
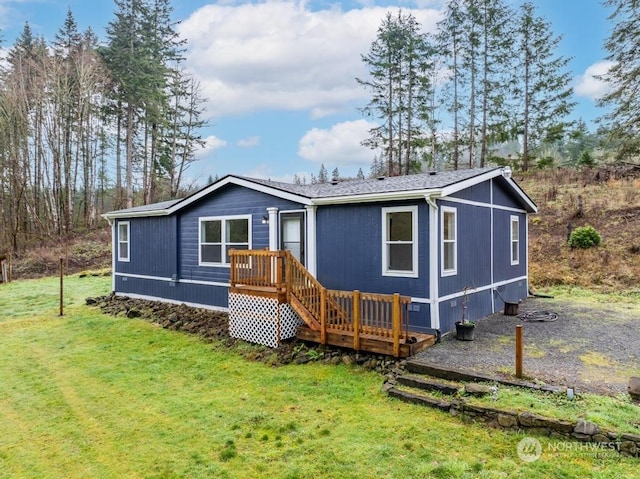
top-left (457, 385), bottom-right (640, 435)
top-left (0, 275), bottom-right (638, 478)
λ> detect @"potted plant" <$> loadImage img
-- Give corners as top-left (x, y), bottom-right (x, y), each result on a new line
top-left (455, 287), bottom-right (475, 341)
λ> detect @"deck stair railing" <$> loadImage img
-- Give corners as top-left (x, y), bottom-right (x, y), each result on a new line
top-left (229, 249), bottom-right (412, 357)
top-left (284, 251), bottom-right (349, 336)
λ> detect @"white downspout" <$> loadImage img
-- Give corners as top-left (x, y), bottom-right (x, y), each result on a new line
top-left (425, 194), bottom-right (440, 331)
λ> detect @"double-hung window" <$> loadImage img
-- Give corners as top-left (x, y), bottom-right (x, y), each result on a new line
top-left (382, 206), bottom-right (418, 277)
top-left (441, 207), bottom-right (457, 276)
top-left (199, 216), bottom-right (250, 266)
top-left (118, 221), bottom-right (130, 262)
top-left (511, 215), bottom-right (520, 265)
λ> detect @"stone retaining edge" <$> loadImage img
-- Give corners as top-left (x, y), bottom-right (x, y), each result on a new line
top-left (387, 387), bottom-right (640, 458)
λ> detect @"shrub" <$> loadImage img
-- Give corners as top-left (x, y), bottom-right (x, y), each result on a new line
top-left (568, 226), bottom-right (602, 249)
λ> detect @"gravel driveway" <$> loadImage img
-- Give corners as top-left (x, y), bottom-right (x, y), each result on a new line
top-left (413, 295), bottom-right (640, 396)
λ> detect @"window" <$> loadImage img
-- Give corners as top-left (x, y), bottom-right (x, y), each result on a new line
top-left (118, 221), bottom-right (130, 262)
top-left (199, 216), bottom-right (250, 265)
top-left (382, 206), bottom-right (418, 277)
top-left (511, 215), bottom-right (520, 265)
top-left (441, 207), bottom-right (457, 275)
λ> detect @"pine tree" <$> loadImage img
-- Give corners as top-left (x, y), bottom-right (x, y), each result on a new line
top-left (513, 2), bottom-right (575, 171)
top-left (597, 0), bottom-right (640, 160)
top-left (318, 164), bottom-right (328, 183)
top-left (437, 0), bottom-right (465, 170)
top-left (358, 10), bottom-right (434, 175)
top-left (356, 168), bottom-right (365, 180)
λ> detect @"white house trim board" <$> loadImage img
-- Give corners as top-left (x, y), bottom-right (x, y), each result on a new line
top-left (111, 221), bottom-right (116, 292)
top-left (436, 276), bottom-right (528, 303)
top-left (381, 205), bottom-right (419, 278)
top-left (426, 194), bottom-right (440, 330)
top-left (168, 176), bottom-right (313, 215)
top-left (116, 272), bottom-right (173, 282)
top-left (115, 272), bottom-right (229, 289)
top-left (441, 196), bottom-right (528, 214)
top-left (305, 205), bottom-right (317, 277)
top-left (267, 207), bottom-right (279, 251)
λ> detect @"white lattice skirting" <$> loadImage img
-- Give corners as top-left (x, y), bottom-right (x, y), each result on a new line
top-left (228, 293), bottom-right (304, 348)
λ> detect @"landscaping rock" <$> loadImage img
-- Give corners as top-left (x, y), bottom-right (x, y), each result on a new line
top-left (620, 441), bottom-right (638, 457)
top-left (464, 383), bottom-right (492, 397)
top-left (574, 419), bottom-right (600, 436)
top-left (497, 413), bottom-right (518, 428)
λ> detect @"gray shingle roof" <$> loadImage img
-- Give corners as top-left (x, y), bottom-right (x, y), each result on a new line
top-left (103, 167), bottom-right (535, 219)
top-left (105, 199), bottom-right (181, 216)
top-left (244, 167), bottom-right (496, 198)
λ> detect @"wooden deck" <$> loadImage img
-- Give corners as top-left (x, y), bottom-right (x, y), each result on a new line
top-left (296, 326), bottom-right (436, 358)
top-left (229, 250), bottom-right (436, 358)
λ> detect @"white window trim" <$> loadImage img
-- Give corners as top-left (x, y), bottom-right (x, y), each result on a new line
top-left (118, 221), bottom-right (130, 263)
top-left (199, 215), bottom-right (252, 267)
top-left (381, 205), bottom-right (419, 278)
top-left (441, 206), bottom-right (457, 277)
top-left (511, 215), bottom-right (520, 266)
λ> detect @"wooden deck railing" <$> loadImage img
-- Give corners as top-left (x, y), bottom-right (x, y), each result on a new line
top-left (229, 249), bottom-right (286, 289)
top-left (229, 249), bottom-right (412, 357)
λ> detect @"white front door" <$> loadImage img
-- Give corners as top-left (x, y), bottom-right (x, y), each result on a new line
top-left (281, 212), bottom-right (305, 265)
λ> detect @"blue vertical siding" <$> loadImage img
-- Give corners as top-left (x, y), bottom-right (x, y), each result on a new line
top-left (115, 275), bottom-right (229, 308)
top-left (492, 178), bottom-right (526, 209)
top-left (178, 184), bottom-right (304, 284)
top-left (315, 201), bottom-right (429, 298)
top-left (450, 180), bottom-right (491, 203)
top-left (315, 201), bottom-right (432, 331)
top-left (438, 200), bottom-right (492, 297)
top-left (438, 288), bottom-right (494, 334)
top-left (492, 209), bottom-right (527, 282)
top-left (116, 216), bottom-right (177, 277)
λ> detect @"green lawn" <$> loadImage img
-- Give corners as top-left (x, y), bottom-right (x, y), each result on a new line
top-left (0, 275), bottom-right (637, 478)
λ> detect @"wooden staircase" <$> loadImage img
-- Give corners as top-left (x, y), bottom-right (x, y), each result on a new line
top-left (229, 249), bottom-right (435, 357)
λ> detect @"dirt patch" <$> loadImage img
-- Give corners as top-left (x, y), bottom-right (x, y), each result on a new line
top-left (88, 293), bottom-right (401, 372)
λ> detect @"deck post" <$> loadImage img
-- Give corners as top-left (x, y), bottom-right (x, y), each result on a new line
top-left (229, 250), bottom-right (236, 287)
top-left (353, 290), bottom-right (361, 351)
top-left (320, 287), bottom-right (327, 345)
top-left (392, 293), bottom-right (401, 357)
top-left (282, 252), bottom-right (288, 293)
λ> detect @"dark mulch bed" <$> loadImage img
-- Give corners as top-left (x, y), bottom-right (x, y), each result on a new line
top-left (414, 295), bottom-right (640, 396)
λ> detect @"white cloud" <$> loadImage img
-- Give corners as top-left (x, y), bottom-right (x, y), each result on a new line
top-left (237, 136), bottom-right (260, 148)
top-left (195, 135), bottom-right (228, 158)
top-left (298, 119), bottom-right (378, 166)
top-left (179, 2), bottom-right (441, 119)
top-left (573, 61), bottom-right (614, 100)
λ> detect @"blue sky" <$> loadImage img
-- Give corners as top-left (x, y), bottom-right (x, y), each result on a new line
top-left (0, 0), bottom-right (613, 185)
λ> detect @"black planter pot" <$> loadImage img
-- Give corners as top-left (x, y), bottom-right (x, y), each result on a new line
top-left (455, 321), bottom-right (475, 341)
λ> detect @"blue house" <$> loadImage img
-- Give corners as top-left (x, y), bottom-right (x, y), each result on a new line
top-left (103, 167), bottom-right (536, 356)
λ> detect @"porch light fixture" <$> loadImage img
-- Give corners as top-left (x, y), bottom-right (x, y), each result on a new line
top-left (261, 215), bottom-right (269, 224)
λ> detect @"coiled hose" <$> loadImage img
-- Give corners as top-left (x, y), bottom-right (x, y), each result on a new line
top-left (517, 310), bottom-right (559, 322)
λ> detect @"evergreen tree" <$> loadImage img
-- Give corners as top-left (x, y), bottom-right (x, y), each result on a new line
top-left (437, 0), bottom-right (465, 170)
top-left (513, 2), bottom-right (575, 171)
top-left (597, 0), bottom-right (640, 160)
top-left (356, 168), bottom-right (365, 180)
top-left (331, 167), bottom-right (339, 181)
top-left (358, 10), bottom-right (435, 175)
top-left (318, 164), bottom-right (328, 183)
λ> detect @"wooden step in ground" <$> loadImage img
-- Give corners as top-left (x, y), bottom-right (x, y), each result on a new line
top-left (405, 359), bottom-right (562, 393)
